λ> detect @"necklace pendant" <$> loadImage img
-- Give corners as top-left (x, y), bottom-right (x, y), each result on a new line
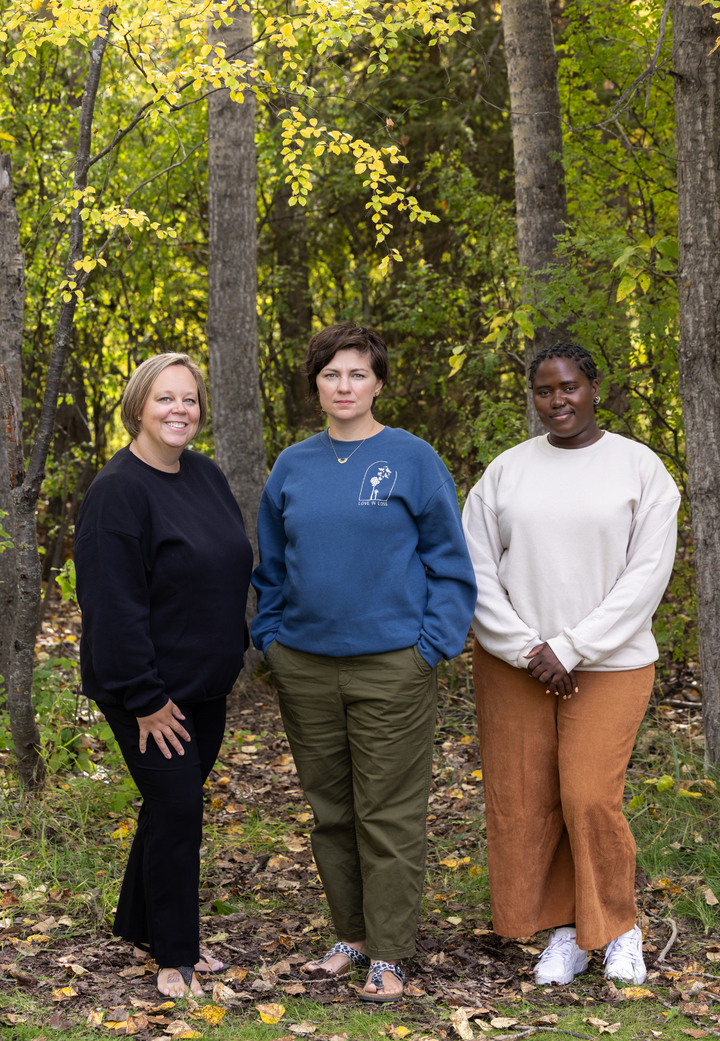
top-left (337, 458), bottom-right (348, 464)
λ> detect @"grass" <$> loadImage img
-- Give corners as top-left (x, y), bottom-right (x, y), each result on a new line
top-left (2, 648), bottom-right (720, 1039)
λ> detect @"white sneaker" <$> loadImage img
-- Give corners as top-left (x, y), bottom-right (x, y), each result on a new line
top-left (534, 926), bottom-right (589, 985)
top-left (603, 924), bottom-right (647, 984)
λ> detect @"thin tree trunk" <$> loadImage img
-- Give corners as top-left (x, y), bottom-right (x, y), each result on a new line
top-left (0, 156), bottom-right (24, 697)
top-left (673, 0), bottom-right (720, 768)
top-left (501, 0), bottom-right (568, 435)
top-left (271, 183), bottom-right (315, 434)
top-left (208, 4), bottom-right (267, 673)
top-left (5, 14), bottom-right (110, 789)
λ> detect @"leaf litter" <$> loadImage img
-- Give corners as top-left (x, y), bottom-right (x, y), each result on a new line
top-left (1, 644), bottom-right (720, 1037)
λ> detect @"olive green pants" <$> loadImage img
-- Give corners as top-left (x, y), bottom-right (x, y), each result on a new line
top-left (266, 640), bottom-right (438, 960)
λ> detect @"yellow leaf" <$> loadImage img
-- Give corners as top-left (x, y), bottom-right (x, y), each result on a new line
top-left (27, 933), bottom-right (54, 943)
top-left (0, 131), bottom-right (15, 142)
top-left (391, 1028), bottom-right (412, 1039)
top-left (469, 865), bottom-right (483, 877)
top-left (678, 788), bottom-right (702, 798)
top-left (446, 916), bottom-right (462, 925)
top-left (191, 1005), bottom-right (226, 1025)
top-left (256, 1002), bottom-right (285, 1024)
top-left (52, 985), bottom-right (78, 1000)
top-left (471, 769), bottom-right (483, 780)
top-left (620, 986), bottom-right (655, 1000)
top-left (86, 1010), bottom-right (104, 1026)
top-left (439, 857), bottom-right (470, 870)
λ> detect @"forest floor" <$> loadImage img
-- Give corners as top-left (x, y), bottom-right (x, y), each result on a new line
top-left (1, 609), bottom-right (719, 1041)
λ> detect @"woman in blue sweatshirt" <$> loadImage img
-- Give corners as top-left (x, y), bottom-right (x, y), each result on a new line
top-left (252, 323), bottom-right (476, 1002)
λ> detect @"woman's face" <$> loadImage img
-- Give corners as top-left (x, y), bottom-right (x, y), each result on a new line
top-left (136, 365), bottom-right (201, 455)
top-left (317, 348), bottom-right (383, 425)
top-left (532, 357), bottom-right (600, 445)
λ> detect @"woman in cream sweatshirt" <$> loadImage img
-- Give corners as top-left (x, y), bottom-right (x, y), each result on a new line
top-left (462, 342), bottom-right (679, 987)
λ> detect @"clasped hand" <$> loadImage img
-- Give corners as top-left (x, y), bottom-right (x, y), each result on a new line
top-left (137, 700), bottom-right (191, 758)
top-left (524, 643), bottom-right (578, 699)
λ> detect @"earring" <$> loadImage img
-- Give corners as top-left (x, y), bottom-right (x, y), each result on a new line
top-left (374, 391), bottom-right (380, 397)
top-left (593, 396), bottom-right (600, 405)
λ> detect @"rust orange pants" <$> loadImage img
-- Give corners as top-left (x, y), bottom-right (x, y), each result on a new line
top-left (473, 640), bottom-right (653, 950)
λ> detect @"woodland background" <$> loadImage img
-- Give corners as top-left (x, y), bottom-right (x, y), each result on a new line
top-left (0, 0), bottom-right (707, 792)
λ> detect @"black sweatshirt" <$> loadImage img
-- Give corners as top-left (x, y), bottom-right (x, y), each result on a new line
top-left (75, 446), bottom-right (254, 716)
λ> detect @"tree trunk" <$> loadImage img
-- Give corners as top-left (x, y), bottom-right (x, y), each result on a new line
top-left (208, 4), bottom-right (267, 673)
top-left (271, 183), bottom-right (315, 435)
top-left (0, 156), bottom-right (24, 697)
top-left (5, 16), bottom-right (109, 789)
top-left (673, 0), bottom-right (720, 767)
top-left (501, 0), bottom-right (568, 434)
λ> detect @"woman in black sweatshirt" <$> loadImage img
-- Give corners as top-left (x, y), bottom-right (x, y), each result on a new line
top-left (75, 353), bottom-right (253, 998)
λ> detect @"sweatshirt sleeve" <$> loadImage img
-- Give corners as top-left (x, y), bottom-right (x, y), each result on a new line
top-left (75, 528), bottom-right (168, 716)
top-left (462, 483), bottom-right (542, 668)
top-left (415, 479), bottom-right (478, 667)
top-left (547, 493), bottom-right (680, 672)
top-left (250, 487), bottom-right (288, 655)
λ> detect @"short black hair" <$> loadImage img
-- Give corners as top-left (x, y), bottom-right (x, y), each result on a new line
top-left (305, 322), bottom-right (390, 398)
top-left (528, 341), bottom-right (599, 387)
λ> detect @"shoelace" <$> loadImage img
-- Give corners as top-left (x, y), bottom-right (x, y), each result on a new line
top-left (604, 932), bottom-right (636, 964)
top-left (539, 934), bottom-right (577, 961)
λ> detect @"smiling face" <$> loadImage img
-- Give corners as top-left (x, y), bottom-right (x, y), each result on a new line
top-left (316, 347), bottom-right (383, 428)
top-left (532, 356), bottom-right (601, 448)
top-left (135, 364), bottom-right (201, 462)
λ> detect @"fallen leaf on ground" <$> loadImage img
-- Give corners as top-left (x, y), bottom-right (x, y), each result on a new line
top-left (535, 1015), bottom-right (558, 1025)
top-left (204, 930), bottom-right (228, 943)
top-left (681, 1032), bottom-right (709, 1039)
top-left (283, 982), bottom-right (307, 995)
top-left (404, 984), bottom-right (426, 997)
top-left (288, 1023), bottom-right (317, 1036)
top-left (449, 1009), bottom-right (473, 1040)
top-left (49, 1008), bottom-right (73, 1030)
top-left (446, 916), bottom-right (463, 925)
top-left (439, 857), bottom-right (470, 870)
top-left (518, 945), bottom-right (542, 955)
top-left (619, 986), bottom-right (655, 1000)
top-left (67, 963), bottom-right (89, 976)
top-left (256, 1002), bottom-right (286, 1024)
top-left (212, 981), bottom-right (237, 1003)
top-left (51, 985), bottom-right (77, 1001)
top-left (163, 1021), bottom-right (203, 1039)
top-left (191, 1005), bottom-right (227, 1025)
top-left (86, 1010), bottom-right (104, 1026)
top-left (601, 1025), bottom-right (621, 1036)
top-left (118, 965), bottom-right (147, 979)
top-left (389, 1028), bottom-right (412, 1039)
top-left (520, 982), bottom-right (536, 994)
top-left (224, 966), bottom-right (248, 982)
top-left (267, 855), bottom-right (294, 873)
top-left (27, 933), bottom-right (54, 943)
top-left (704, 888), bottom-right (719, 906)
top-left (585, 1019), bottom-right (609, 1028)
top-left (490, 1017), bottom-right (518, 1028)
top-left (5, 1013), bottom-right (29, 1023)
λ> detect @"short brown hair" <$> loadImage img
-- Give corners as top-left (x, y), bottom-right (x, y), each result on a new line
top-left (121, 353), bottom-right (208, 439)
top-left (305, 322), bottom-right (390, 398)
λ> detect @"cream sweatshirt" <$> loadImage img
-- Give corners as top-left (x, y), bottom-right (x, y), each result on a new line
top-left (462, 432), bottom-right (680, 673)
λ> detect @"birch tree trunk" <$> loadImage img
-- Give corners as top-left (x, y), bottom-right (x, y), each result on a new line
top-left (501, 0), bottom-right (568, 435)
top-left (0, 156), bottom-right (24, 696)
top-left (208, 4), bottom-right (267, 671)
top-left (6, 15), bottom-right (110, 789)
top-left (673, 0), bottom-right (720, 767)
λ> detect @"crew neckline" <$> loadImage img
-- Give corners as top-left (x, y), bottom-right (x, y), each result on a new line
top-left (323, 425), bottom-right (389, 446)
top-left (537, 430), bottom-right (612, 455)
top-left (125, 444), bottom-right (189, 480)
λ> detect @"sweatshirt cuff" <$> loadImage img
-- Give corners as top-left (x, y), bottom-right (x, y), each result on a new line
top-left (418, 636), bottom-right (442, 669)
top-left (131, 692), bottom-right (170, 718)
top-left (546, 633), bottom-right (583, 674)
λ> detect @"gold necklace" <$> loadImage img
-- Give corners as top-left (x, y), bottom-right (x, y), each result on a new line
top-left (327, 431), bottom-right (369, 464)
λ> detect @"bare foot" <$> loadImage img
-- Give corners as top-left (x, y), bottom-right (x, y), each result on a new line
top-left (196, 950), bottom-right (224, 973)
top-left (135, 946), bottom-right (223, 974)
top-left (362, 961), bottom-right (403, 1000)
top-left (156, 967), bottom-right (203, 998)
top-left (302, 941), bottom-right (366, 977)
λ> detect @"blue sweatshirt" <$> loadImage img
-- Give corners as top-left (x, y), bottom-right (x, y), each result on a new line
top-left (251, 426), bottom-right (477, 666)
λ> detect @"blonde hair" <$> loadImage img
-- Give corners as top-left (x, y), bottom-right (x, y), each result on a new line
top-left (121, 353), bottom-right (208, 439)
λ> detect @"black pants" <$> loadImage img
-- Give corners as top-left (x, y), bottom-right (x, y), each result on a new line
top-left (102, 697), bottom-right (226, 967)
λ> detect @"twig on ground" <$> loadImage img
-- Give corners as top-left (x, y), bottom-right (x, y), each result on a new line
top-left (649, 910), bottom-right (679, 962)
top-left (491, 1030), bottom-right (593, 1041)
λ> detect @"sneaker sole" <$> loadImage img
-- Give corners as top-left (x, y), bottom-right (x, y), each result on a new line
top-left (535, 958), bottom-right (589, 986)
